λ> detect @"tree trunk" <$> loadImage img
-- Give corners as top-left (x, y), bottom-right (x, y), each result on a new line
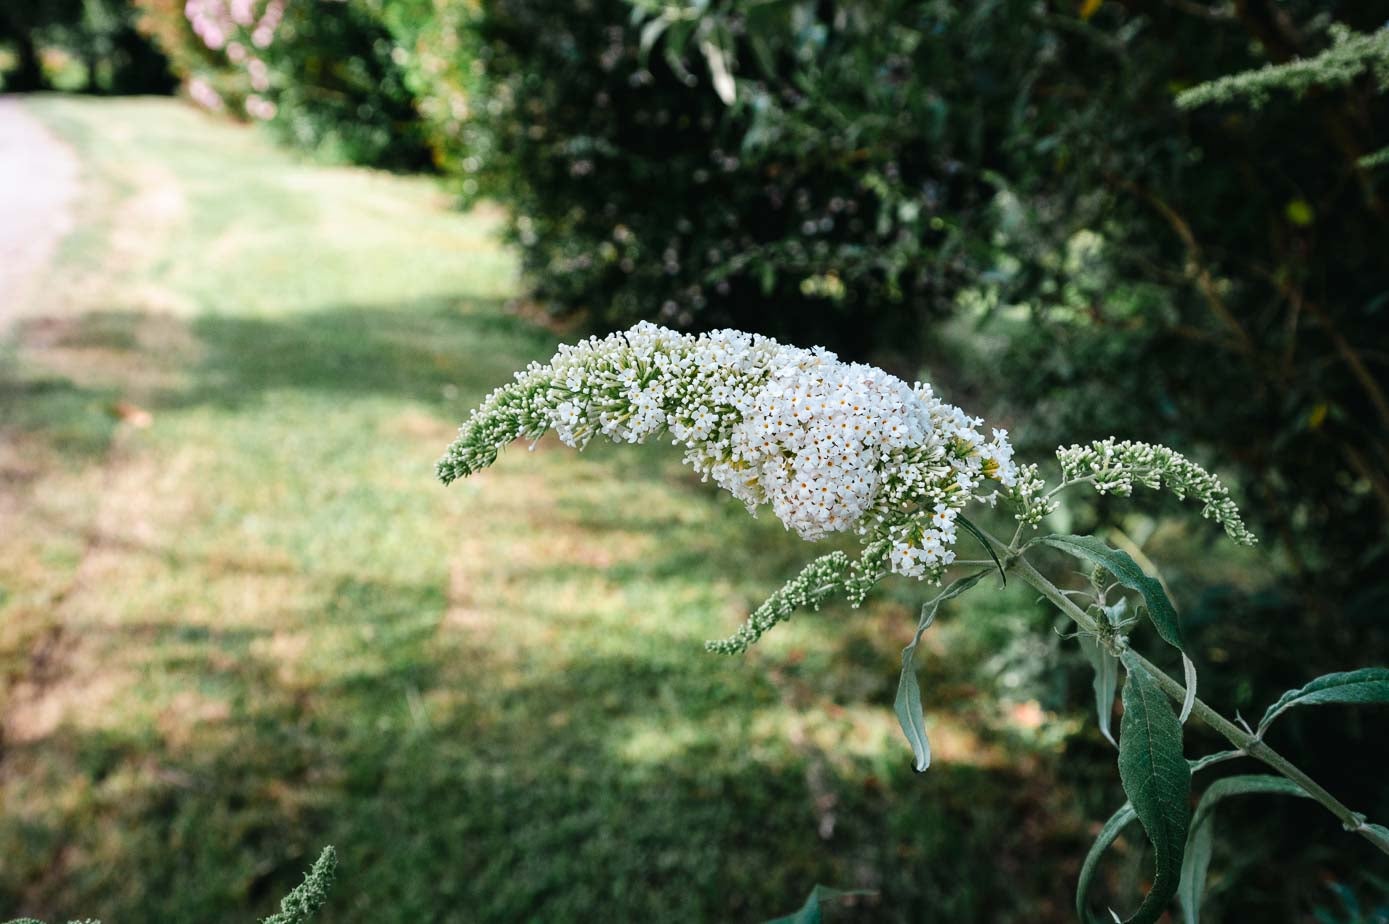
top-left (7, 31), bottom-right (45, 92)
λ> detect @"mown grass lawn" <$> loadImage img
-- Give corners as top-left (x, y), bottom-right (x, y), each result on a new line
top-left (0, 96), bottom-right (1083, 923)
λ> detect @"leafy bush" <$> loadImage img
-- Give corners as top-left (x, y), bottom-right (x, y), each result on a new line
top-left (134, 0), bottom-right (429, 168)
top-left (448, 0), bottom-right (1086, 359)
top-left (371, 0), bottom-right (480, 174)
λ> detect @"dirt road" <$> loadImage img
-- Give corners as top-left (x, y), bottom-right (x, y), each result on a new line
top-left (0, 96), bottom-right (80, 326)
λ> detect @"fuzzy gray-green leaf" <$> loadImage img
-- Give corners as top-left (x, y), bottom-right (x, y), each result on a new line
top-left (895, 570), bottom-right (989, 772)
top-left (1177, 808), bottom-right (1212, 924)
top-left (1187, 749), bottom-right (1242, 775)
top-left (1177, 776), bottom-right (1308, 923)
top-left (1075, 801), bottom-right (1139, 922)
top-left (1079, 634), bottom-right (1119, 747)
top-left (1257, 667), bottom-right (1389, 735)
top-left (1112, 651), bottom-right (1191, 924)
top-left (1037, 536), bottom-right (1184, 649)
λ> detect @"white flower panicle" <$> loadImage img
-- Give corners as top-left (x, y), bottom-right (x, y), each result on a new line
top-left (437, 322), bottom-right (1026, 589)
top-left (437, 326), bottom-right (1259, 652)
top-left (1055, 438), bottom-right (1257, 546)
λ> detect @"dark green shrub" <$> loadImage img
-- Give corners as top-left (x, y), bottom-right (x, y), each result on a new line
top-left (1, 0), bottom-right (174, 93)
top-left (450, 0), bottom-right (1088, 362)
top-left (135, 0), bottom-right (429, 168)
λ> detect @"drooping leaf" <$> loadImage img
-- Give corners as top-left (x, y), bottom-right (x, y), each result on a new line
top-left (1037, 535), bottom-right (1195, 722)
top-left (1177, 776), bottom-right (1309, 923)
top-left (1179, 655), bottom-right (1197, 725)
top-left (895, 570), bottom-right (989, 772)
top-left (894, 664), bottom-right (932, 774)
top-left (1111, 651), bottom-right (1191, 924)
top-left (1177, 807), bottom-right (1213, 924)
top-left (1257, 667), bottom-right (1389, 735)
top-left (1079, 633), bottom-right (1119, 747)
top-left (638, 16), bottom-right (670, 62)
top-left (1075, 801), bottom-right (1139, 922)
top-left (700, 25), bottom-right (737, 105)
top-left (957, 514), bottom-right (1006, 585)
top-left (763, 884), bottom-right (873, 924)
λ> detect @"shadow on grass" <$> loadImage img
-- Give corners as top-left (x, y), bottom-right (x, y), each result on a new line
top-left (176, 298), bottom-right (557, 411)
top-left (0, 572), bottom-right (1082, 923)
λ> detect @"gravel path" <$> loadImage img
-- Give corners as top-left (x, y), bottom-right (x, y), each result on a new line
top-left (0, 96), bottom-right (80, 328)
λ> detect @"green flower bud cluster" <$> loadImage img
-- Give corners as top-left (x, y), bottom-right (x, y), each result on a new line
top-left (1056, 439), bottom-right (1257, 546)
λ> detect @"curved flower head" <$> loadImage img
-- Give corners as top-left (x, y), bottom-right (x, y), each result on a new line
top-left (437, 322), bottom-right (1025, 596)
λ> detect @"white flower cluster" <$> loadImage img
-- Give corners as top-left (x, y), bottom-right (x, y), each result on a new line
top-left (438, 322), bottom-right (1023, 583)
top-left (1056, 438), bottom-right (1257, 546)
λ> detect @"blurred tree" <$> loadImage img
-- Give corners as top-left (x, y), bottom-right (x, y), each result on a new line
top-left (1, 0), bottom-right (173, 92)
top-left (0, 0), bottom-right (83, 90)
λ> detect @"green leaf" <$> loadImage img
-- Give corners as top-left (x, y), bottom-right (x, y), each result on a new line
top-left (957, 514), bottom-right (1006, 585)
top-left (763, 884), bottom-right (873, 923)
top-left (638, 17), bottom-right (671, 64)
top-left (1362, 823), bottom-right (1389, 853)
top-left (1257, 667), bottom-right (1389, 735)
top-left (894, 665), bottom-right (932, 774)
top-left (1075, 801), bottom-right (1139, 922)
top-left (1178, 776), bottom-right (1309, 923)
top-left (700, 24), bottom-right (737, 105)
top-left (895, 570), bottom-right (989, 772)
top-left (1112, 651), bottom-right (1191, 924)
top-left (1037, 535), bottom-right (1195, 722)
top-left (1187, 749), bottom-right (1242, 775)
top-left (1178, 806), bottom-right (1212, 924)
top-left (1079, 633), bottom-right (1119, 747)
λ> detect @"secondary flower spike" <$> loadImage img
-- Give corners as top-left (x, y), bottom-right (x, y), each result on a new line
top-left (436, 322), bottom-right (1036, 590)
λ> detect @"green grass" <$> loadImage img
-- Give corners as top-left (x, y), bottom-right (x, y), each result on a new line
top-left (0, 97), bottom-right (1085, 923)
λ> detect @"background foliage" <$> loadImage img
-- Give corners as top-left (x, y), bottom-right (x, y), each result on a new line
top-left (0, 0), bottom-right (173, 93)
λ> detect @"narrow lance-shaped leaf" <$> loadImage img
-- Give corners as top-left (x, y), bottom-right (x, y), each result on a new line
top-left (956, 514), bottom-right (1007, 585)
top-left (1187, 749), bottom-right (1243, 776)
top-left (1110, 651), bottom-right (1191, 924)
top-left (1037, 535), bottom-right (1196, 723)
top-left (1257, 667), bottom-right (1389, 735)
top-left (700, 23), bottom-right (737, 105)
top-left (1075, 801), bottom-right (1139, 922)
top-left (1079, 633), bottom-right (1119, 747)
top-left (1178, 808), bottom-right (1212, 924)
top-left (961, 511), bottom-right (1005, 583)
top-left (637, 15), bottom-right (670, 62)
top-left (1362, 823), bottom-right (1389, 853)
top-left (895, 570), bottom-right (989, 772)
top-left (1177, 776), bottom-right (1309, 924)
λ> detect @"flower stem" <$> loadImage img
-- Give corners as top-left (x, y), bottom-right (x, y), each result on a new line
top-left (1005, 545), bottom-right (1389, 856)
